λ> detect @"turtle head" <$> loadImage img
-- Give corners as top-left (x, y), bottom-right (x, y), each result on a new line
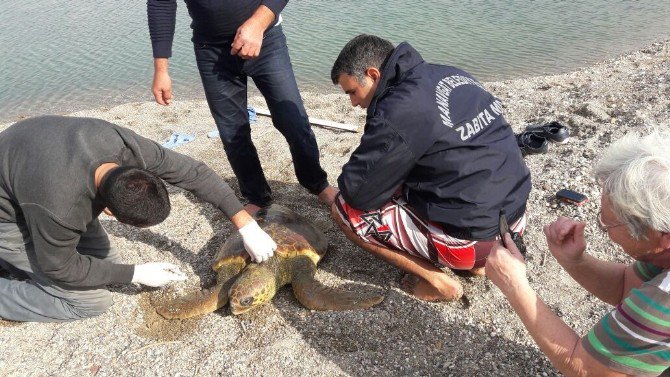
top-left (228, 264), bottom-right (277, 315)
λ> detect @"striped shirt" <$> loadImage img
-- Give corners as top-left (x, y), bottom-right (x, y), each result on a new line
top-left (583, 261), bottom-right (670, 376)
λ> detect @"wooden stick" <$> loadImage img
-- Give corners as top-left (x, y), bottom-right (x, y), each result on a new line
top-left (255, 107), bottom-right (358, 133)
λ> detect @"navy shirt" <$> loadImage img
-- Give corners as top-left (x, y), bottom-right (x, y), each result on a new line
top-left (338, 43), bottom-right (531, 240)
top-left (147, 0), bottom-right (288, 58)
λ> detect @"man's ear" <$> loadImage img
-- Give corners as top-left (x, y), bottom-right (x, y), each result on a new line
top-left (365, 67), bottom-right (381, 83)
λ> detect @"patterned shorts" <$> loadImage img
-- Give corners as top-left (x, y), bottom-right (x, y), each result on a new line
top-left (335, 194), bottom-right (526, 270)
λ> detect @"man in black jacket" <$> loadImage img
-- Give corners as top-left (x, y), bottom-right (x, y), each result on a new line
top-left (330, 35), bottom-right (531, 301)
top-left (147, 0), bottom-right (337, 214)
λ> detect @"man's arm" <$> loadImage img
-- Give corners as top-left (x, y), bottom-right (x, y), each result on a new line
top-left (147, 0), bottom-right (177, 105)
top-left (261, 0), bottom-right (288, 18)
top-left (147, 0), bottom-right (177, 59)
top-left (337, 117), bottom-right (417, 210)
top-left (152, 58), bottom-right (172, 106)
top-left (135, 134), bottom-right (244, 219)
top-left (555, 254), bottom-right (643, 306)
top-left (544, 217), bottom-right (644, 305)
top-left (502, 278), bottom-right (627, 376)
top-left (132, 132), bottom-right (277, 262)
top-left (486, 235), bottom-right (628, 377)
top-left (21, 204), bottom-right (134, 288)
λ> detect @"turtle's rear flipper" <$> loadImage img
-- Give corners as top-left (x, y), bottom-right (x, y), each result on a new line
top-left (291, 259), bottom-right (384, 311)
top-left (156, 282), bottom-right (229, 319)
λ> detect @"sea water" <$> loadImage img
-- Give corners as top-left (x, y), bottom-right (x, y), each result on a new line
top-left (1, 0), bottom-right (669, 122)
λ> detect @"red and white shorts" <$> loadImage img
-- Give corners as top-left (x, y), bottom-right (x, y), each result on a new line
top-left (335, 195), bottom-right (526, 270)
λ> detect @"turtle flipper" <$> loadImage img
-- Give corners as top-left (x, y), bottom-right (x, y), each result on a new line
top-left (291, 258), bottom-right (384, 311)
top-left (156, 282), bottom-right (230, 319)
top-left (156, 257), bottom-right (247, 319)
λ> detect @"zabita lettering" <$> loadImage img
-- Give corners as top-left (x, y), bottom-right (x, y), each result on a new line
top-left (435, 74), bottom-right (504, 141)
top-left (455, 100), bottom-right (504, 141)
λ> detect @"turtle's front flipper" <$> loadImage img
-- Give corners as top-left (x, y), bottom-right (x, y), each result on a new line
top-left (156, 258), bottom-right (246, 319)
top-left (291, 257), bottom-right (384, 311)
top-left (156, 282), bottom-right (230, 319)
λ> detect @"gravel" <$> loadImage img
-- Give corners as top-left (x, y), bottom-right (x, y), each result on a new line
top-left (0, 38), bottom-right (668, 376)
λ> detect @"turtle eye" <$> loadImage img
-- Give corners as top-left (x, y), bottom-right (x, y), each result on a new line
top-left (240, 297), bottom-right (254, 307)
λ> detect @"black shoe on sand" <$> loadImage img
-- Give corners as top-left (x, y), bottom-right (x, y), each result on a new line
top-left (517, 132), bottom-right (549, 156)
top-left (525, 121), bottom-right (570, 143)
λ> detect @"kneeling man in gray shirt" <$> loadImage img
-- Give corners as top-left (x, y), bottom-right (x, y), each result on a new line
top-left (0, 115), bottom-right (277, 322)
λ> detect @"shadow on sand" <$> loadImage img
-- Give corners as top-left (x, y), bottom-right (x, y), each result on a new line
top-left (104, 179), bottom-right (555, 375)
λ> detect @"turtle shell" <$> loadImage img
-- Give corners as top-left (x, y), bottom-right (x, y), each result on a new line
top-left (155, 204), bottom-right (383, 319)
top-left (211, 204), bottom-right (328, 271)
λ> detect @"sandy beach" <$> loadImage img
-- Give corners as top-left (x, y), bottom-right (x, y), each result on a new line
top-left (1, 39), bottom-right (669, 376)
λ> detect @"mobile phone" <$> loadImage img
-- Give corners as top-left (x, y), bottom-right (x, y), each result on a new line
top-left (556, 189), bottom-right (588, 206)
top-left (499, 212), bottom-right (527, 255)
top-left (499, 213), bottom-right (510, 243)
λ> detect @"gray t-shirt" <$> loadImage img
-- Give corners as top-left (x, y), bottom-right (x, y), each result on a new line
top-left (0, 116), bottom-right (243, 288)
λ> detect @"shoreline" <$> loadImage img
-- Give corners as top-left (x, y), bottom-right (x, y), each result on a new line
top-left (3, 34), bottom-right (670, 125)
top-left (0, 39), bottom-right (669, 376)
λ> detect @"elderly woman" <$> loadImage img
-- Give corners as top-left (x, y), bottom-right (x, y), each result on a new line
top-left (486, 131), bottom-right (670, 376)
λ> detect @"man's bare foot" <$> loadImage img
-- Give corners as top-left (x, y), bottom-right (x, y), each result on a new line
top-left (399, 273), bottom-right (463, 301)
top-left (317, 185), bottom-right (339, 205)
top-left (469, 267), bottom-right (486, 276)
top-left (243, 203), bottom-right (261, 216)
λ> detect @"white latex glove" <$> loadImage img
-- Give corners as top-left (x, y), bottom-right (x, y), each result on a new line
top-left (239, 220), bottom-right (277, 262)
top-left (132, 262), bottom-right (187, 287)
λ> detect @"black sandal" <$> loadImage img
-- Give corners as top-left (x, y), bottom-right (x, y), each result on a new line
top-left (525, 121), bottom-right (570, 143)
top-left (516, 132), bottom-right (549, 156)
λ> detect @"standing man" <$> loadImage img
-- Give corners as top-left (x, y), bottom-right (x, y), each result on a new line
top-left (329, 35), bottom-right (531, 301)
top-left (147, 0), bottom-right (337, 214)
top-left (0, 115), bottom-right (277, 322)
top-left (486, 132), bottom-right (670, 376)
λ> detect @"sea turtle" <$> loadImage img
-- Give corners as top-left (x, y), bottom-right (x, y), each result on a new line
top-left (156, 204), bottom-right (384, 318)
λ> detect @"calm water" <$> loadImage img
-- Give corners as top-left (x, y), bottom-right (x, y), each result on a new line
top-left (1, 1), bottom-right (669, 122)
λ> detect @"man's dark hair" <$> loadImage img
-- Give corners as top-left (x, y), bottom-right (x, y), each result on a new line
top-left (99, 166), bottom-right (171, 227)
top-left (331, 34), bottom-right (395, 85)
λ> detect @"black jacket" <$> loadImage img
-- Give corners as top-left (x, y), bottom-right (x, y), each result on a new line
top-left (338, 43), bottom-right (531, 240)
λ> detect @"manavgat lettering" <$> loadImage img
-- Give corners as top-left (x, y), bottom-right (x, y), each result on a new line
top-left (435, 74), bottom-right (487, 129)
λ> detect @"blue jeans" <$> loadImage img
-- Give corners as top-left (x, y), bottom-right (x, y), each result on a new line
top-left (194, 25), bottom-right (328, 207)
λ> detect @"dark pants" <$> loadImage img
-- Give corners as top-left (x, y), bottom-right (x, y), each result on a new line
top-left (194, 25), bottom-right (328, 207)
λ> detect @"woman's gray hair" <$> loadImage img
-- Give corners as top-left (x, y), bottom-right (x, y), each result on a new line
top-left (595, 130), bottom-right (670, 239)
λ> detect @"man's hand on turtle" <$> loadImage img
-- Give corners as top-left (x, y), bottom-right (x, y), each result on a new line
top-left (132, 262), bottom-right (187, 287)
top-left (239, 220), bottom-right (277, 262)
